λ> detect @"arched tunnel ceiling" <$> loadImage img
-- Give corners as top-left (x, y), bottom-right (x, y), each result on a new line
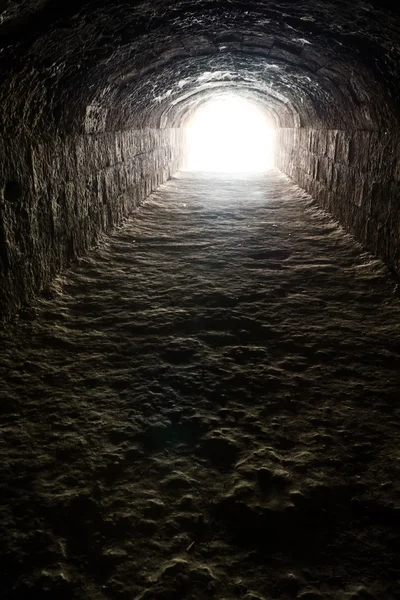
top-left (0, 0), bottom-right (399, 135)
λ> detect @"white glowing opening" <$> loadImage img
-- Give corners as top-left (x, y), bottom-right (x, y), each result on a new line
top-left (185, 95), bottom-right (276, 172)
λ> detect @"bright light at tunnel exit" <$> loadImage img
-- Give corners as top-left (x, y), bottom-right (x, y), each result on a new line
top-left (185, 96), bottom-right (276, 172)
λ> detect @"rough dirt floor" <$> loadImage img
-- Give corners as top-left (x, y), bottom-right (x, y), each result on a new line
top-left (1, 171), bottom-right (400, 600)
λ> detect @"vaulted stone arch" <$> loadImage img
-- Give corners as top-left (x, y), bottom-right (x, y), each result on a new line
top-left (0, 0), bottom-right (399, 318)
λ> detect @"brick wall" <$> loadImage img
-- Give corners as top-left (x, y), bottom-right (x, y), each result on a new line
top-left (0, 129), bottom-right (185, 320)
top-left (276, 128), bottom-right (400, 275)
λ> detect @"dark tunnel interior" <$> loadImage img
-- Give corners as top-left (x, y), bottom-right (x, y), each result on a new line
top-left (1, 2), bottom-right (400, 599)
top-left (0, 0), bottom-right (400, 318)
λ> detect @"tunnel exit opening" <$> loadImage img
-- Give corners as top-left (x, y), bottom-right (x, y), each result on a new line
top-left (184, 95), bottom-right (276, 173)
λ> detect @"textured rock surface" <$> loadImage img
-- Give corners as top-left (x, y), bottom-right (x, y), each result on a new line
top-left (0, 129), bottom-right (184, 320)
top-left (1, 172), bottom-right (399, 599)
top-left (0, 1), bottom-right (400, 314)
top-left (276, 128), bottom-right (400, 275)
top-left (1, 2), bottom-right (400, 596)
top-left (0, 1), bottom-right (399, 133)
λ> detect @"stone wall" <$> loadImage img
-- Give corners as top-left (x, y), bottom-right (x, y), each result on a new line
top-left (276, 128), bottom-right (400, 276)
top-left (0, 128), bottom-right (184, 320)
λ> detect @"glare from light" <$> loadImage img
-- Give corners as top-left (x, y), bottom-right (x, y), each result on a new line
top-left (185, 95), bottom-right (276, 172)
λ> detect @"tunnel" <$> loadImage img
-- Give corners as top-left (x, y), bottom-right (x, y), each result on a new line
top-left (1, 1), bottom-right (400, 599)
top-left (0, 0), bottom-right (399, 318)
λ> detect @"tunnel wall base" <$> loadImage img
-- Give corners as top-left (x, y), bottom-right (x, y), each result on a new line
top-left (0, 128), bottom-right (184, 321)
top-left (276, 128), bottom-right (400, 276)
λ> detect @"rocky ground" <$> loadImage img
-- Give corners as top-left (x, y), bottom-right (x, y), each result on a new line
top-left (1, 170), bottom-right (400, 600)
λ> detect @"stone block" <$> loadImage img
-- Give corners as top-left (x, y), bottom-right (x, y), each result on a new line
top-left (0, 127), bottom-right (184, 319)
top-left (369, 179), bottom-right (393, 222)
top-left (326, 130), bottom-right (337, 160)
top-left (310, 130), bottom-right (327, 156)
top-left (348, 131), bottom-right (371, 172)
top-left (335, 131), bottom-right (352, 165)
top-left (368, 131), bottom-right (398, 177)
top-left (277, 126), bottom-right (400, 277)
top-left (352, 174), bottom-right (368, 210)
top-left (316, 156), bottom-right (333, 188)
